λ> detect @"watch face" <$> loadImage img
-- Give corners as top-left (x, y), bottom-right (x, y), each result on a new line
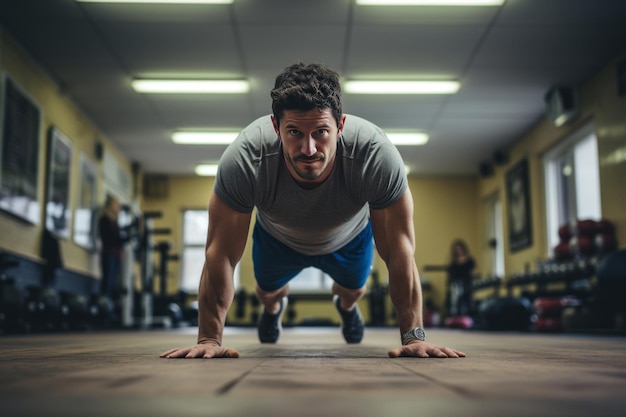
top-left (402, 327), bottom-right (426, 344)
top-left (413, 328), bottom-right (425, 340)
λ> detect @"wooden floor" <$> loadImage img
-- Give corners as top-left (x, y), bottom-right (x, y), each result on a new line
top-left (1, 326), bottom-right (625, 417)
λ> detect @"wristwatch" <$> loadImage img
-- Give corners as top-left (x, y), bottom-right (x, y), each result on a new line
top-left (401, 327), bottom-right (426, 345)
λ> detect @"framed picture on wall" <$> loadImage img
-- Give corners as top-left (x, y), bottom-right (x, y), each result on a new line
top-left (0, 74), bottom-right (42, 224)
top-left (45, 126), bottom-right (73, 239)
top-left (74, 153), bottom-right (98, 250)
top-left (506, 158), bottom-right (532, 252)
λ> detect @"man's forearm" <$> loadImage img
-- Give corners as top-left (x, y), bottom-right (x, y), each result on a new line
top-left (388, 260), bottom-right (423, 333)
top-left (197, 261), bottom-right (235, 345)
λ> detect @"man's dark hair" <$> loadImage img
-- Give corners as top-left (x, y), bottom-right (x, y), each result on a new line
top-left (271, 63), bottom-right (343, 127)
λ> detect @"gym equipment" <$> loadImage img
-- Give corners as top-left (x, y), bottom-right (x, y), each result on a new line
top-left (59, 291), bottom-right (90, 330)
top-left (88, 294), bottom-right (116, 328)
top-left (249, 295), bottom-right (260, 324)
top-left (114, 208), bottom-right (171, 328)
top-left (23, 286), bottom-right (63, 332)
top-left (596, 249), bottom-right (626, 312)
top-left (0, 274), bottom-right (22, 334)
top-left (573, 219), bottom-right (598, 236)
top-left (152, 241), bottom-right (183, 328)
top-left (423, 298), bottom-right (441, 328)
top-left (234, 288), bottom-right (247, 319)
top-left (596, 233), bottom-right (618, 255)
top-left (444, 315), bottom-right (473, 329)
top-left (126, 211), bottom-right (172, 328)
top-left (477, 296), bottom-right (534, 331)
top-left (569, 235), bottom-right (596, 257)
top-left (535, 317), bottom-right (562, 332)
top-left (367, 271), bottom-right (387, 326)
top-left (0, 256), bottom-right (22, 333)
top-left (554, 241), bottom-right (573, 261)
top-left (560, 305), bottom-right (589, 332)
top-left (285, 297), bottom-right (297, 327)
top-left (533, 296), bottom-right (581, 318)
top-left (561, 304), bottom-right (615, 332)
top-left (533, 296), bottom-right (581, 333)
top-left (554, 219), bottom-right (618, 261)
top-left (187, 300), bottom-right (199, 326)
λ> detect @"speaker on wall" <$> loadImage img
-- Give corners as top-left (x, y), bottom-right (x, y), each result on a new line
top-left (94, 141), bottom-right (103, 161)
top-left (479, 161), bottom-right (494, 178)
top-left (493, 150), bottom-right (508, 166)
top-left (544, 85), bottom-right (579, 127)
top-left (617, 57), bottom-right (626, 97)
top-left (131, 161), bottom-right (141, 175)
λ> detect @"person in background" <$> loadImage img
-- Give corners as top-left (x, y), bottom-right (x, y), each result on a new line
top-left (446, 239), bottom-right (478, 317)
top-left (161, 63), bottom-right (466, 360)
top-left (98, 194), bottom-right (124, 299)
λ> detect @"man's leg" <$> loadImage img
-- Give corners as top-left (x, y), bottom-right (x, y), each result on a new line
top-left (252, 224), bottom-right (306, 343)
top-left (256, 285), bottom-right (290, 314)
top-left (319, 223), bottom-right (373, 344)
top-left (332, 282), bottom-right (365, 311)
top-left (332, 283), bottom-right (366, 344)
top-left (256, 284), bottom-right (290, 343)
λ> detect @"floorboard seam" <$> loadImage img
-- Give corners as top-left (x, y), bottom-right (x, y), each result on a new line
top-left (393, 362), bottom-right (480, 399)
top-left (215, 361), bottom-right (265, 396)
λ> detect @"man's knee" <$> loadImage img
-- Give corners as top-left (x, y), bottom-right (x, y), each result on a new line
top-left (333, 283), bottom-right (366, 298)
top-left (256, 285), bottom-right (288, 299)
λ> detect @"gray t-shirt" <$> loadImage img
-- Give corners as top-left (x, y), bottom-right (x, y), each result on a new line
top-left (214, 114), bottom-right (408, 256)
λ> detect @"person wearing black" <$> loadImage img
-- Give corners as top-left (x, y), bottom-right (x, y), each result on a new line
top-left (446, 239), bottom-right (477, 317)
top-left (98, 195), bottom-right (124, 298)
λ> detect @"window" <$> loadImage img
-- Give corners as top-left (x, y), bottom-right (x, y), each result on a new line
top-left (483, 193), bottom-right (505, 278)
top-left (543, 123), bottom-right (602, 253)
top-left (288, 267), bottom-right (334, 293)
top-left (180, 209), bottom-right (240, 293)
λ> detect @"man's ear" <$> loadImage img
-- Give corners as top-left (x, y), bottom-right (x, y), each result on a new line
top-left (271, 115), bottom-right (280, 136)
top-left (337, 114), bottom-right (347, 136)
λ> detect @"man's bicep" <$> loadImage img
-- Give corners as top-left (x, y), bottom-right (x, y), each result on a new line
top-left (207, 193), bottom-right (252, 266)
top-left (370, 189), bottom-right (415, 260)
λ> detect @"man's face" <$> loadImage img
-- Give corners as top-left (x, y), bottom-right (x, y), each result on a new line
top-left (272, 108), bottom-right (345, 187)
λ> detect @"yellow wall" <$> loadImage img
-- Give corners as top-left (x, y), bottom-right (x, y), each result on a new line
top-left (477, 52), bottom-right (626, 278)
top-left (0, 30), bottom-right (132, 277)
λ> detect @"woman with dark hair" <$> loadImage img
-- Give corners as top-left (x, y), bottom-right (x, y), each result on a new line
top-left (446, 239), bottom-right (477, 317)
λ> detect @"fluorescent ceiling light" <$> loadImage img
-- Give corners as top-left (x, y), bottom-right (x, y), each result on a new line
top-left (356, 0), bottom-right (504, 6)
top-left (132, 80), bottom-right (249, 94)
top-left (172, 132), bottom-right (239, 145)
top-left (344, 80), bottom-right (459, 94)
top-left (386, 132), bottom-right (429, 146)
top-left (76, 1), bottom-right (233, 4)
top-left (196, 163), bottom-right (410, 177)
top-left (195, 164), bottom-right (219, 176)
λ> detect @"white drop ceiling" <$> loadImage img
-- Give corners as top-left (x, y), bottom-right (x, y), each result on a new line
top-left (1, 0), bottom-right (625, 176)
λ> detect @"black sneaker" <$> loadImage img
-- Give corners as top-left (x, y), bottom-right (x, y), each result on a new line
top-left (257, 297), bottom-right (288, 343)
top-left (333, 295), bottom-right (364, 344)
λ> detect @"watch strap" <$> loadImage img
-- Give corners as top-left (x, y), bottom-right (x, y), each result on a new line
top-left (401, 327), bottom-right (426, 345)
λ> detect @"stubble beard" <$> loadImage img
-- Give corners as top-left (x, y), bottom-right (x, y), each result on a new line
top-left (288, 154), bottom-right (326, 181)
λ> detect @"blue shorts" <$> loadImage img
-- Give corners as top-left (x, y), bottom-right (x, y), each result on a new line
top-left (252, 222), bottom-right (374, 292)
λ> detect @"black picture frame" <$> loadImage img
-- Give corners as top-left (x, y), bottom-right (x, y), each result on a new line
top-left (0, 75), bottom-right (42, 224)
top-left (73, 153), bottom-right (98, 250)
top-left (45, 126), bottom-right (73, 239)
top-left (506, 158), bottom-right (532, 252)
